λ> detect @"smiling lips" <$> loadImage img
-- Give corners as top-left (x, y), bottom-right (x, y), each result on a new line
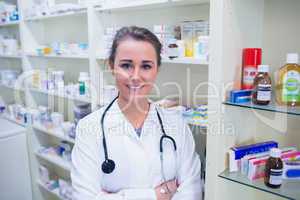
top-left (127, 85), bottom-right (143, 92)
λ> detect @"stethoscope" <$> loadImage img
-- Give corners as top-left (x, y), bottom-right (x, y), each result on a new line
top-left (100, 95), bottom-right (178, 187)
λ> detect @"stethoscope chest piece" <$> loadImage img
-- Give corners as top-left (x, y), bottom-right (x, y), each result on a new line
top-left (102, 159), bottom-right (116, 174)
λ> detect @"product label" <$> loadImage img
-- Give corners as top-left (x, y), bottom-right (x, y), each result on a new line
top-left (269, 169), bottom-right (283, 185)
top-left (167, 46), bottom-right (179, 58)
top-left (79, 81), bottom-right (85, 95)
top-left (282, 70), bottom-right (300, 102)
top-left (243, 66), bottom-right (257, 88)
top-left (257, 84), bottom-right (272, 101)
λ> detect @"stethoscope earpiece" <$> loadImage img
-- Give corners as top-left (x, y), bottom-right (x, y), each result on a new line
top-left (102, 159), bottom-right (116, 174)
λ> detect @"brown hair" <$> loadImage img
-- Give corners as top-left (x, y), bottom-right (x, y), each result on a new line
top-left (108, 26), bottom-right (162, 67)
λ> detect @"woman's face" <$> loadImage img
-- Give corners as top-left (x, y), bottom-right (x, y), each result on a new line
top-left (110, 39), bottom-right (158, 103)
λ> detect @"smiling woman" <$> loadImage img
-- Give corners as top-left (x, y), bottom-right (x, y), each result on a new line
top-left (71, 26), bottom-right (202, 200)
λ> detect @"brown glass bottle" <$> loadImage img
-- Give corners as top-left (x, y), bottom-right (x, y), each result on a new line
top-left (264, 148), bottom-right (283, 188)
top-left (252, 65), bottom-right (272, 105)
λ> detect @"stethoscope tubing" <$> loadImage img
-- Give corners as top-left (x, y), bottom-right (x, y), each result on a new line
top-left (101, 95), bottom-right (177, 179)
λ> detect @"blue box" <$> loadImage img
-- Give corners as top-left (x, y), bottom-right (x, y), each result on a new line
top-left (231, 141), bottom-right (278, 160)
top-left (230, 89), bottom-right (253, 103)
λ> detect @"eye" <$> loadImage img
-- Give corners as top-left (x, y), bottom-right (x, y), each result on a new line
top-left (142, 64), bottom-right (152, 70)
top-left (120, 63), bottom-right (132, 69)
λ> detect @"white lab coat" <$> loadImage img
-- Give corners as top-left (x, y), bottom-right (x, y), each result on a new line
top-left (71, 101), bottom-right (202, 200)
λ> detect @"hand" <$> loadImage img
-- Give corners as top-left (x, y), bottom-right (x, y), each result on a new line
top-left (155, 180), bottom-right (178, 200)
top-left (101, 190), bottom-right (112, 194)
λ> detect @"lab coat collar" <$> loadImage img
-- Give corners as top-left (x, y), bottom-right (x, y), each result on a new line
top-left (104, 99), bottom-right (159, 139)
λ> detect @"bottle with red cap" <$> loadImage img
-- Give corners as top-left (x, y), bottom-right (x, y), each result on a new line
top-left (242, 48), bottom-right (262, 89)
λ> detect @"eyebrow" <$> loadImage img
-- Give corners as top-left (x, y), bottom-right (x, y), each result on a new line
top-left (119, 59), bottom-right (155, 65)
top-left (142, 60), bottom-right (155, 65)
top-left (119, 59), bottom-right (133, 63)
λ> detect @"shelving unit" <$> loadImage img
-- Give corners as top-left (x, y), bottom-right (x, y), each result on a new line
top-left (2, 113), bottom-right (26, 127)
top-left (206, 0), bottom-right (300, 200)
top-left (5, 0), bottom-right (288, 200)
top-left (0, 83), bottom-right (24, 90)
top-left (96, 0), bottom-right (209, 11)
top-left (37, 180), bottom-right (63, 200)
top-left (28, 87), bottom-right (91, 103)
top-left (16, 1), bottom-right (210, 199)
top-left (219, 170), bottom-right (300, 200)
top-left (2, 0), bottom-right (299, 200)
top-left (3, 0), bottom-right (300, 200)
top-left (24, 8), bottom-right (87, 22)
top-left (0, 54), bottom-right (22, 58)
top-left (0, 20), bottom-right (19, 27)
top-left (0, 0), bottom-right (23, 109)
top-left (35, 151), bottom-right (71, 172)
top-left (25, 53), bottom-right (89, 60)
top-left (96, 55), bottom-right (209, 65)
top-left (162, 57), bottom-right (209, 65)
top-left (32, 124), bottom-right (75, 144)
top-left (187, 120), bottom-right (207, 128)
top-left (224, 101), bottom-right (300, 116)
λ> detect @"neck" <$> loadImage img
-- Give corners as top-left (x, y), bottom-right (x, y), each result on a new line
top-left (118, 96), bottom-right (150, 129)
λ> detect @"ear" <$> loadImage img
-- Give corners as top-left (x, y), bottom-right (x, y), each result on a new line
top-left (108, 60), bottom-right (115, 75)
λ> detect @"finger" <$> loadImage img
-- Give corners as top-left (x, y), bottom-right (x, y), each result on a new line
top-left (101, 190), bottom-right (111, 194)
top-left (165, 181), bottom-right (178, 193)
top-left (176, 179), bottom-right (180, 187)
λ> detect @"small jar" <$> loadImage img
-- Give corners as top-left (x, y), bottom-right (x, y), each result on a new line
top-left (252, 65), bottom-right (272, 105)
top-left (167, 38), bottom-right (179, 59)
top-left (264, 148), bottom-right (283, 188)
top-left (78, 72), bottom-right (90, 96)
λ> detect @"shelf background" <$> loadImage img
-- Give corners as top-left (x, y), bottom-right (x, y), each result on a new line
top-left (0, 20), bottom-right (19, 26)
top-left (206, 0), bottom-right (300, 200)
top-left (219, 170), bottom-right (300, 200)
top-left (92, 2), bottom-right (210, 106)
top-left (35, 151), bottom-right (72, 171)
top-left (1, 0), bottom-right (299, 200)
top-left (224, 101), bottom-right (300, 116)
top-left (37, 180), bottom-right (62, 200)
top-left (0, 3), bottom-right (23, 107)
top-left (0, 1), bottom-right (211, 200)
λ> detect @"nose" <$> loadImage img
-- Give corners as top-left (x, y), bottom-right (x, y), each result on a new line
top-left (130, 65), bottom-right (141, 81)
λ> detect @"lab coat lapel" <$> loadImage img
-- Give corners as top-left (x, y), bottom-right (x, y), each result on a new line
top-left (104, 100), bottom-right (139, 140)
top-left (103, 101), bottom-right (124, 135)
top-left (140, 103), bottom-right (159, 140)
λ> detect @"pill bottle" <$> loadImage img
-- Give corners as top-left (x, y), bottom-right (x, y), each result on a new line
top-left (252, 65), bottom-right (272, 105)
top-left (264, 148), bottom-right (283, 188)
top-left (167, 38), bottom-right (179, 59)
top-left (78, 72), bottom-right (90, 96)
